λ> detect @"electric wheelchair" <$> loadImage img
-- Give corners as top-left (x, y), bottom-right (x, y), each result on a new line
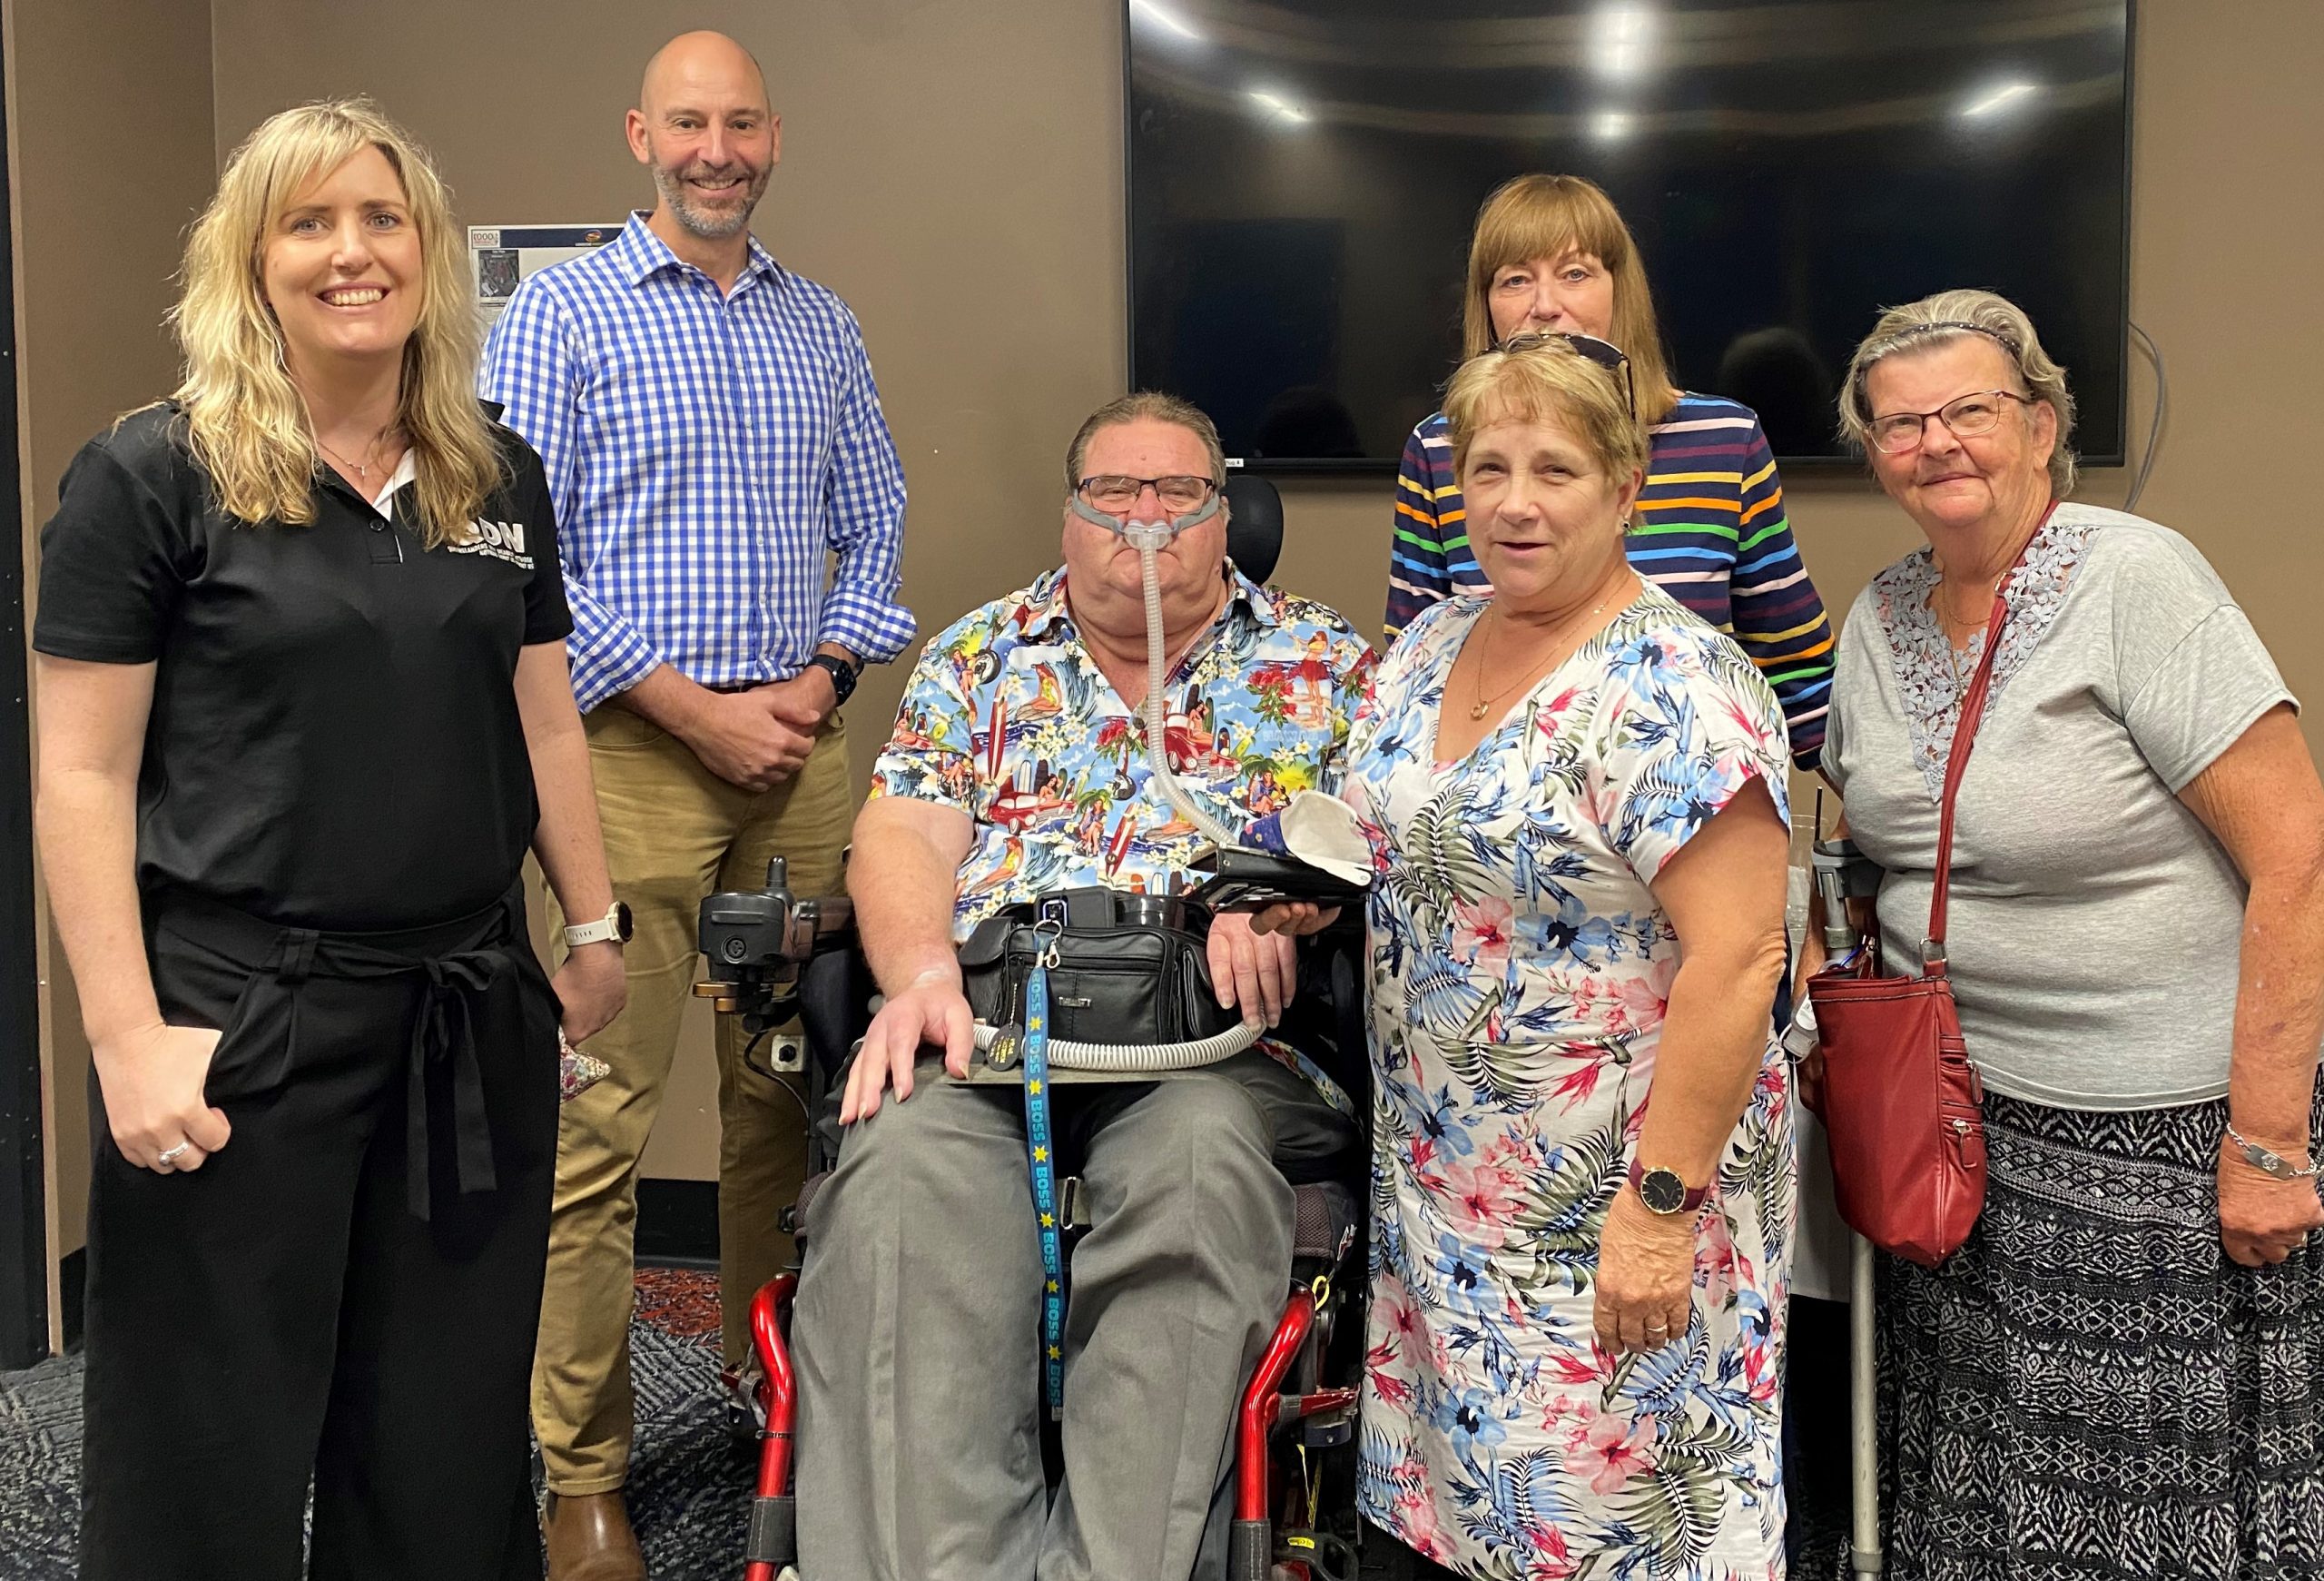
top-left (695, 478), bottom-right (1383, 1581)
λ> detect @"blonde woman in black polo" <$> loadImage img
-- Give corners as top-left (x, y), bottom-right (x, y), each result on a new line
top-left (33, 100), bottom-right (625, 1579)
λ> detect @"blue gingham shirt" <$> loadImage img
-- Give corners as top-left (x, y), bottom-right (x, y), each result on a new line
top-left (480, 213), bottom-right (912, 711)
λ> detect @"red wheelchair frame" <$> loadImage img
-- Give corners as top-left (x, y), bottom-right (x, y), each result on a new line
top-left (701, 882), bottom-right (1373, 1581)
top-left (735, 1255), bottom-right (1361, 1580)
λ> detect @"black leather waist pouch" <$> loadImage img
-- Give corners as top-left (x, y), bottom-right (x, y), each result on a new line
top-left (958, 887), bottom-right (1240, 1046)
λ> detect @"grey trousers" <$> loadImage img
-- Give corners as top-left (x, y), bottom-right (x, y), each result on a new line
top-left (793, 1050), bottom-right (1349, 1581)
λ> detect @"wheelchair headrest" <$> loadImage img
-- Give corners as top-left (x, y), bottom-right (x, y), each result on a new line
top-left (1224, 473), bottom-right (1284, 585)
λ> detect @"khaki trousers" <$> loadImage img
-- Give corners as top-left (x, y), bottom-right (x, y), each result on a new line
top-left (533, 706), bottom-right (852, 1495)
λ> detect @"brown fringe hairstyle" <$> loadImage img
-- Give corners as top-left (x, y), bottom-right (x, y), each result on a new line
top-left (1462, 173), bottom-right (1679, 425)
top-left (1443, 338), bottom-right (1650, 496)
top-left (169, 98), bottom-right (500, 548)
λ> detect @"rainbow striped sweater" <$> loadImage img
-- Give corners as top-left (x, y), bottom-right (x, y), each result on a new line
top-left (1386, 392), bottom-right (1833, 767)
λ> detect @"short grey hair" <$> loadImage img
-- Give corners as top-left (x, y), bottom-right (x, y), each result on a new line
top-left (1837, 289), bottom-right (2078, 499)
top-left (1063, 390), bottom-right (1227, 496)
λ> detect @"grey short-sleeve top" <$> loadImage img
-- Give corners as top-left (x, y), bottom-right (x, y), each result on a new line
top-left (1824, 503), bottom-right (2297, 1110)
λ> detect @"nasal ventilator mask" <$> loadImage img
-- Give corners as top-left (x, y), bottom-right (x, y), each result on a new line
top-left (1069, 489), bottom-right (1245, 850)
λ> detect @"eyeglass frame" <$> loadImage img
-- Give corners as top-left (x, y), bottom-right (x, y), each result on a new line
top-left (1072, 472), bottom-right (1224, 512)
top-left (1492, 330), bottom-right (1637, 419)
top-left (1864, 389), bottom-right (2040, 455)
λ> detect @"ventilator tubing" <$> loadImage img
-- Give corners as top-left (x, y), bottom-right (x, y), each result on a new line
top-left (988, 496), bottom-right (1251, 1073)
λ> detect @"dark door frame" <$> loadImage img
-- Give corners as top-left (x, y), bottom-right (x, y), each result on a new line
top-left (0, 29), bottom-right (53, 1370)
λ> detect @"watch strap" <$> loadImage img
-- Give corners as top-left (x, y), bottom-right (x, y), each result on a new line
top-left (1627, 1158), bottom-right (1710, 1214)
top-left (805, 653), bottom-right (858, 706)
top-left (563, 904), bottom-right (626, 947)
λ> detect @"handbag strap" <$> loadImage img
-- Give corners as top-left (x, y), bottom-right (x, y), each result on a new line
top-left (1923, 499), bottom-right (2059, 972)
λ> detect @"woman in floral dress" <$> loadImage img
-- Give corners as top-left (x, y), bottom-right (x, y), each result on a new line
top-left (1308, 338), bottom-right (1798, 1577)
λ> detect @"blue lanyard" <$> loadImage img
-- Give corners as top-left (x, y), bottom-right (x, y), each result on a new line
top-left (1021, 926), bottom-right (1068, 1419)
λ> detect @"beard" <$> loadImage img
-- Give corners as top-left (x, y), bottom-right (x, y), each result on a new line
top-left (651, 159), bottom-right (769, 241)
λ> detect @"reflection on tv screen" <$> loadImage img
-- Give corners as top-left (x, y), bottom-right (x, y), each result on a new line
top-left (1128, 0), bottom-right (2132, 468)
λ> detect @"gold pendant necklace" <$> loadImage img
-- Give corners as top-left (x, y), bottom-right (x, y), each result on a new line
top-left (1468, 594), bottom-right (1613, 720)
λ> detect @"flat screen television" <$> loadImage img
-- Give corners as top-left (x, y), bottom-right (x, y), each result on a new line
top-left (1127, 0), bottom-right (2132, 469)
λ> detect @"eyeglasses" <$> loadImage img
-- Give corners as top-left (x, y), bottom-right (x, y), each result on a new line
top-left (1075, 474), bottom-right (1220, 515)
top-left (1866, 390), bottom-right (2037, 454)
top-left (1494, 331), bottom-right (1636, 417)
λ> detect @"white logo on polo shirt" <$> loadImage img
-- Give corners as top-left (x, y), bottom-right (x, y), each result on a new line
top-left (449, 518), bottom-right (534, 570)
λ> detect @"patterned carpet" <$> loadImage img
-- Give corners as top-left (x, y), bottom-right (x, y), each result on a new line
top-left (0, 1267), bottom-right (754, 1580)
top-left (2, 1270), bottom-right (1853, 1577)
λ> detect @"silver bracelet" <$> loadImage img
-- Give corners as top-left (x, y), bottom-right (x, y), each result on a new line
top-left (2225, 1122), bottom-right (2321, 1181)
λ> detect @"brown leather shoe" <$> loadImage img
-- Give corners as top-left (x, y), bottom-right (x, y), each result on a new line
top-left (542, 1490), bottom-right (647, 1581)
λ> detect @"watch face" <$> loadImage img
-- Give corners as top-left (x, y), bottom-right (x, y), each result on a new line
top-left (1640, 1168), bottom-right (1689, 1215)
top-left (615, 901), bottom-right (635, 943)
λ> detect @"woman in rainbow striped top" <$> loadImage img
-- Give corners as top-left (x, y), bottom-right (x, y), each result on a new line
top-left (1387, 173), bottom-right (1835, 767)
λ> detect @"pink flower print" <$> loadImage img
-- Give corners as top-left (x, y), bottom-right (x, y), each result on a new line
top-left (1364, 1342), bottom-right (1415, 1410)
top-left (1449, 894), bottom-right (1516, 973)
top-left (1437, 1159), bottom-right (1526, 1246)
top-left (1393, 1483), bottom-right (1446, 1558)
top-left (1696, 1208), bottom-right (1738, 1308)
top-left (1565, 1406), bottom-right (1660, 1496)
top-left (1526, 1522), bottom-right (1579, 1577)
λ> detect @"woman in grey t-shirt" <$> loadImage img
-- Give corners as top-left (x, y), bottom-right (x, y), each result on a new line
top-left (1808, 290), bottom-right (2324, 1581)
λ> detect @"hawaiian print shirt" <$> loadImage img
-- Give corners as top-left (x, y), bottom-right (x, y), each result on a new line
top-left (1348, 584), bottom-right (1796, 1579)
top-left (871, 563), bottom-right (1377, 934)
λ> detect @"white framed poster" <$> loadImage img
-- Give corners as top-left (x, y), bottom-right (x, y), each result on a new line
top-left (468, 222), bottom-right (622, 324)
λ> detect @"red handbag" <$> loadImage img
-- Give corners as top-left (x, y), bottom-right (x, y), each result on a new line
top-left (1806, 549), bottom-right (2032, 1268)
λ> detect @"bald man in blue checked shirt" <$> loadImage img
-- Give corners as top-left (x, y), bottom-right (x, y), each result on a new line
top-left (481, 32), bottom-right (911, 1577)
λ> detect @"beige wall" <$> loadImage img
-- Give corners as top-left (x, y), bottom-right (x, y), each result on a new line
top-left (6, 0), bottom-right (216, 1339)
top-left (18, 0), bottom-right (2322, 1217)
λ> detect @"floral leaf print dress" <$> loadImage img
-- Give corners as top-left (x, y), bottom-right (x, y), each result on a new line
top-left (1349, 583), bottom-right (1797, 1580)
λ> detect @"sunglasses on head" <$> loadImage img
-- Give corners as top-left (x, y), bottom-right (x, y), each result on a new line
top-left (1493, 331), bottom-right (1636, 416)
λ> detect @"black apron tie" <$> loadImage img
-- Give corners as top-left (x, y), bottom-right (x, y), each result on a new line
top-left (406, 950), bottom-right (513, 1220)
top-left (149, 885), bottom-right (537, 1224)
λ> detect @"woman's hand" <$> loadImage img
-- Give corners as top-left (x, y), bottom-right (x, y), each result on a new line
top-left (94, 1021), bottom-right (231, 1172)
top-left (552, 941), bottom-right (627, 1047)
top-left (2217, 1134), bottom-right (2324, 1268)
top-left (1592, 1189), bottom-right (1699, 1353)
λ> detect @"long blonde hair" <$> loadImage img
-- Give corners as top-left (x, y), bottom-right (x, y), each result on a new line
top-left (1462, 173), bottom-right (1679, 425)
top-left (170, 99), bottom-right (499, 548)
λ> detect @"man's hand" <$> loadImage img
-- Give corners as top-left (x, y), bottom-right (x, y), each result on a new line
top-left (552, 942), bottom-right (627, 1047)
top-left (1207, 908), bottom-right (1304, 1028)
top-left (94, 1020), bottom-right (231, 1172)
top-left (756, 668), bottom-right (838, 732)
top-left (675, 689), bottom-right (816, 792)
top-left (841, 972), bottom-right (974, 1124)
top-left (2219, 1131), bottom-right (2324, 1267)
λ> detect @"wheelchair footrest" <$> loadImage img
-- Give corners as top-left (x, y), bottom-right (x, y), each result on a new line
top-left (745, 1494), bottom-right (796, 1566)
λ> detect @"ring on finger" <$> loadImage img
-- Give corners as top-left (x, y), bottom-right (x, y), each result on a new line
top-left (155, 1141), bottom-right (192, 1167)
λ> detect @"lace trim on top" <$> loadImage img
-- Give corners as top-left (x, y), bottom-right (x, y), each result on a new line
top-left (1871, 512), bottom-right (2102, 802)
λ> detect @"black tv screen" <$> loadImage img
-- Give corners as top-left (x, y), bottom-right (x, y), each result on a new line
top-left (1127, 0), bottom-right (2132, 468)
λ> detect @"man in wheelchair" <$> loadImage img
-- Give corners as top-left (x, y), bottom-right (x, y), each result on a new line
top-left (789, 391), bottom-right (1375, 1580)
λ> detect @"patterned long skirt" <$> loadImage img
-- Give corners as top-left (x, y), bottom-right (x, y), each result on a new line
top-left (1872, 1092), bottom-right (2324, 1581)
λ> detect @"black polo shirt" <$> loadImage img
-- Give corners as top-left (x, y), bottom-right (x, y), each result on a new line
top-left (33, 403), bottom-right (574, 932)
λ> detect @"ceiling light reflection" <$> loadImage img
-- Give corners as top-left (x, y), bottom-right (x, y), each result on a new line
top-left (1588, 6), bottom-right (1656, 81)
top-left (1130, 0), bottom-right (1202, 44)
top-left (1960, 81), bottom-right (2040, 118)
top-left (1248, 89), bottom-right (1310, 124)
top-left (1592, 110), bottom-right (1631, 142)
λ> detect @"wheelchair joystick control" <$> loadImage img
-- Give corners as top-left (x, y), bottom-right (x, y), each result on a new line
top-left (694, 856), bottom-right (856, 1034)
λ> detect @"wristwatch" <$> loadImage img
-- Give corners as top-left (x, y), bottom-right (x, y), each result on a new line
top-left (804, 653), bottom-right (860, 708)
top-left (2226, 1122), bottom-right (2321, 1181)
top-left (1628, 1159), bottom-right (1710, 1216)
top-left (563, 901), bottom-right (633, 949)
